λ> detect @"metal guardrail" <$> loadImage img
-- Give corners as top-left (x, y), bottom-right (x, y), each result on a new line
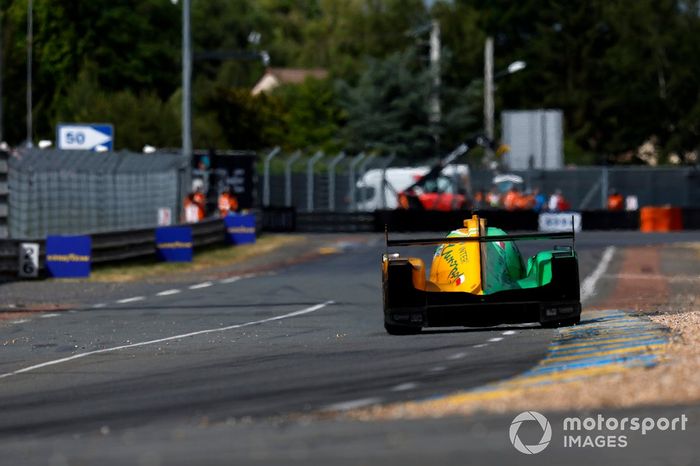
top-left (1, 208), bottom-right (697, 280)
top-left (0, 214), bottom-right (262, 278)
top-left (295, 211), bottom-right (375, 233)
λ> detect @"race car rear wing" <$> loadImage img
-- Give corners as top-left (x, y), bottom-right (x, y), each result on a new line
top-left (385, 231), bottom-right (574, 247)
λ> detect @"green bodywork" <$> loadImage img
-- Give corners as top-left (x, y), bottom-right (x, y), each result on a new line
top-left (479, 227), bottom-right (574, 295)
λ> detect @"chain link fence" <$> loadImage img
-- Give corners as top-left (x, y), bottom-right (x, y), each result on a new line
top-left (8, 149), bottom-right (187, 239)
top-left (259, 148), bottom-right (700, 212)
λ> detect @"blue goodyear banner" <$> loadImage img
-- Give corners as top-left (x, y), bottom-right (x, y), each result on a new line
top-left (156, 226), bottom-right (193, 262)
top-left (225, 214), bottom-right (256, 245)
top-left (46, 235), bottom-right (92, 278)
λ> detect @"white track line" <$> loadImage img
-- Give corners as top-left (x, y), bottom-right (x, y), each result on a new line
top-left (487, 337), bottom-right (503, 342)
top-left (0, 301), bottom-right (334, 380)
top-left (189, 282), bottom-right (213, 290)
top-left (116, 297), bottom-right (144, 304)
top-left (156, 289), bottom-right (181, 297)
top-left (390, 382), bottom-right (418, 392)
top-left (219, 277), bottom-right (242, 284)
top-left (429, 366), bottom-right (447, 372)
top-left (10, 319), bottom-right (29, 324)
top-left (40, 313), bottom-right (60, 318)
top-left (447, 352), bottom-right (467, 360)
top-left (502, 330), bottom-right (516, 336)
top-left (323, 397), bottom-right (382, 411)
top-left (472, 343), bottom-right (488, 348)
top-left (580, 246), bottom-right (616, 302)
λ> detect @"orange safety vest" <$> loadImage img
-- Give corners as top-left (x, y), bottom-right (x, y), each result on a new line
top-left (607, 194), bottom-right (624, 211)
top-left (218, 193), bottom-right (239, 216)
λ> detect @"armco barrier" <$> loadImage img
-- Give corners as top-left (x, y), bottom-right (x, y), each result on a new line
top-left (375, 209), bottom-right (539, 232)
top-left (682, 208), bottom-right (700, 230)
top-left (261, 206), bottom-right (296, 232)
top-left (581, 211), bottom-right (639, 230)
top-left (0, 215), bottom-right (259, 278)
top-left (296, 211), bottom-right (375, 232)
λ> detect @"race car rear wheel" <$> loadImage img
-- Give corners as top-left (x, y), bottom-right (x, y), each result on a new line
top-left (384, 323), bottom-right (422, 335)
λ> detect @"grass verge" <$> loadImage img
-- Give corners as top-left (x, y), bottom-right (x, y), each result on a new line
top-left (89, 235), bottom-right (305, 282)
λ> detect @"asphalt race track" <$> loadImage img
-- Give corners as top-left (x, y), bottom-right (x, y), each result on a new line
top-left (0, 231), bottom-right (697, 464)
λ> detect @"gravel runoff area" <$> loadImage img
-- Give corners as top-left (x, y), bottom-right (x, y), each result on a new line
top-left (345, 242), bottom-right (700, 420)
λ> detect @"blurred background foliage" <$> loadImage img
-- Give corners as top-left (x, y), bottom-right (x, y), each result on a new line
top-left (1, 0), bottom-right (700, 163)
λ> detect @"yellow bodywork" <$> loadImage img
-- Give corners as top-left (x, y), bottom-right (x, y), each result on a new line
top-left (427, 215), bottom-right (486, 293)
top-left (383, 215), bottom-right (486, 294)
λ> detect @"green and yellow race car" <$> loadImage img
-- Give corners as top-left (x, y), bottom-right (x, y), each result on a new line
top-left (382, 214), bottom-right (581, 335)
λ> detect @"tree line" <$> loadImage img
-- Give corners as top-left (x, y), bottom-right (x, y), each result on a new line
top-left (1, 0), bottom-right (699, 164)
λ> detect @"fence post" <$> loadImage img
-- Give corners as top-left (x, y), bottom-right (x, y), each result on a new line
top-left (262, 146), bottom-right (281, 207)
top-left (327, 151), bottom-right (346, 212)
top-left (285, 150), bottom-right (302, 208)
top-left (379, 153), bottom-right (396, 209)
top-left (600, 166), bottom-right (609, 209)
top-left (306, 151), bottom-right (325, 212)
top-left (358, 154), bottom-right (376, 209)
top-left (348, 152), bottom-right (366, 212)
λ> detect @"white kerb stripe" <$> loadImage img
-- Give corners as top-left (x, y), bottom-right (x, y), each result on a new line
top-left (116, 296), bottom-right (144, 304)
top-left (0, 301), bottom-right (334, 380)
top-left (219, 276), bottom-right (242, 284)
top-left (580, 246), bottom-right (616, 302)
top-left (189, 282), bottom-right (213, 290)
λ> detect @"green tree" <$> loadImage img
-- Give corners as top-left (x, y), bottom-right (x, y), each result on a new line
top-left (336, 49), bottom-right (434, 159)
top-left (272, 78), bottom-right (343, 152)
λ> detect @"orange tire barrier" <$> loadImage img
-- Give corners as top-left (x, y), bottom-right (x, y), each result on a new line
top-left (640, 206), bottom-right (683, 232)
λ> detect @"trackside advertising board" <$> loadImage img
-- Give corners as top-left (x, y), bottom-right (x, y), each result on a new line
top-left (46, 235), bottom-right (92, 278)
top-left (225, 214), bottom-right (256, 245)
top-left (538, 212), bottom-right (582, 233)
top-left (156, 226), bottom-right (193, 262)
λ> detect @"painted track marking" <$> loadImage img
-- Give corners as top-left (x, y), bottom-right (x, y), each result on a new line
top-left (0, 301), bottom-right (334, 380)
top-left (487, 337), bottom-right (503, 342)
top-left (323, 397), bottom-right (382, 411)
top-left (502, 330), bottom-right (516, 335)
top-left (447, 352), bottom-right (467, 360)
top-left (116, 297), bottom-right (144, 304)
top-left (189, 282), bottom-right (213, 290)
top-left (40, 313), bottom-right (60, 318)
top-left (391, 382), bottom-right (418, 392)
top-left (156, 289), bottom-right (181, 296)
top-left (580, 246), bottom-right (616, 302)
top-left (220, 277), bottom-right (242, 284)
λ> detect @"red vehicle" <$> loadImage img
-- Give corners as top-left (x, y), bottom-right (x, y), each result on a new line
top-left (398, 136), bottom-right (497, 211)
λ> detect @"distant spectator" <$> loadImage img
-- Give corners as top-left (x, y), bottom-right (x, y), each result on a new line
top-left (607, 189), bottom-right (624, 211)
top-left (548, 189), bottom-right (570, 212)
top-left (472, 189), bottom-right (485, 209)
top-left (218, 186), bottom-right (239, 217)
top-left (503, 186), bottom-right (520, 211)
top-left (486, 188), bottom-right (501, 208)
top-left (532, 188), bottom-right (547, 212)
top-left (183, 192), bottom-right (204, 223)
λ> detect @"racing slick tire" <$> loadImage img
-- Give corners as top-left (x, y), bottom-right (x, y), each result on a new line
top-left (384, 323), bottom-right (422, 335)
